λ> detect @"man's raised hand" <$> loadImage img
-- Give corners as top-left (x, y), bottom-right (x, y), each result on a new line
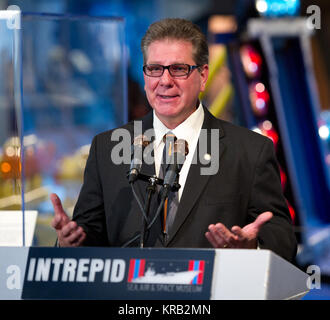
top-left (50, 193), bottom-right (86, 247)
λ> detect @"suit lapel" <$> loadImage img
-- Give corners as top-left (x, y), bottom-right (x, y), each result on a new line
top-left (167, 108), bottom-right (226, 245)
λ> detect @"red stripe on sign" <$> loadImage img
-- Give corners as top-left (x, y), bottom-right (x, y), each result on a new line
top-left (188, 260), bottom-right (194, 271)
top-left (139, 259), bottom-right (145, 277)
top-left (127, 259), bottom-right (135, 282)
top-left (197, 260), bottom-right (205, 285)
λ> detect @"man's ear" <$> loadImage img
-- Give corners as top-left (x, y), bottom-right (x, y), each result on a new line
top-left (199, 64), bottom-right (209, 92)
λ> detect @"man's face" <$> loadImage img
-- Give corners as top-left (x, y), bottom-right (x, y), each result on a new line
top-left (143, 39), bottom-right (208, 128)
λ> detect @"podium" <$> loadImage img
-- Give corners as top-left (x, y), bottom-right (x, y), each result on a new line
top-left (211, 249), bottom-right (308, 299)
top-left (0, 247), bottom-right (309, 300)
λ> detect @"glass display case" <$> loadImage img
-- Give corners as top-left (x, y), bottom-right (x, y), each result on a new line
top-left (0, 10), bottom-right (27, 245)
top-left (0, 11), bottom-right (128, 246)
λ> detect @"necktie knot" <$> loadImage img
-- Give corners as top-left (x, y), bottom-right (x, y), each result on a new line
top-left (163, 132), bottom-right (177, 143)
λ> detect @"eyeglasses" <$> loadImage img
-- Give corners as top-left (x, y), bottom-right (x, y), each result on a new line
top-left (143, 64), bottom-right (199, 78)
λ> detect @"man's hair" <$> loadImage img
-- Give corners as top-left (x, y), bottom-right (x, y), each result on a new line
top-left (141, 18), bottom-right (209, 66)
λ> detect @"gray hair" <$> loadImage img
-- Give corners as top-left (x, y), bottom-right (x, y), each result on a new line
top-left (141, 18), bottom-right (209, 67)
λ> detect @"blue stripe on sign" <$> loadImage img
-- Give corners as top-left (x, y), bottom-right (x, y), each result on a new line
top-left (133, 259), bottom-right (140, 280)
top-left (192, 260), bottom-right (199, 284)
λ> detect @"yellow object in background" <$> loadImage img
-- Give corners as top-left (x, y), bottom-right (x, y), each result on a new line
top-left (209, 83), bottom-right (234, 118)
top-left (199, 48), bottom-right (227, 101)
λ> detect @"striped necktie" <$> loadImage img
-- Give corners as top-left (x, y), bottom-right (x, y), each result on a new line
top-left (160, 132), bottom-right (179, 240)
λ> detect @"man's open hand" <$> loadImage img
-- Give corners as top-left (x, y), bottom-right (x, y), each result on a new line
top-left (205, 211), bottom-right (273, 249)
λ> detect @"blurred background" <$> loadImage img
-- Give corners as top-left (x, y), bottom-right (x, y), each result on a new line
top-left (0, 0), bottom-right (329, 299)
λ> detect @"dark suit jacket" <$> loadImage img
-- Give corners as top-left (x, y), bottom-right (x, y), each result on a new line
top-left (72, 107), bottom-right (297, 263)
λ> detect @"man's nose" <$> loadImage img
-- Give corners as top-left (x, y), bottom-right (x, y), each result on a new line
top-left (159, 69), bottom-right (174, 86)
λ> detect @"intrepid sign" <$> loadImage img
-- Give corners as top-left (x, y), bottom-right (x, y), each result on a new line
top-left (19, 247), bottom-right (214, 300)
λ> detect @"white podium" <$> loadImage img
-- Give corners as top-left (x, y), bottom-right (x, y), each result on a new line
top-left (0, 247), bottom-right (309, 300)
top-left (211, 249), bottom-right (309, 300)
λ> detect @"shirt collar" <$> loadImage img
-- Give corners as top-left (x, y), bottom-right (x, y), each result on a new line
top-left (153, 102), bottom-right (204, 149)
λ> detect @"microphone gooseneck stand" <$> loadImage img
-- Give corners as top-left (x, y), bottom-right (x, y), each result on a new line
top-left (124, 138), bottom-right (187, 248)
top-left (139, 176), bottom-right (157, 248)
top-left (124, 172), bottom-right (180, 248)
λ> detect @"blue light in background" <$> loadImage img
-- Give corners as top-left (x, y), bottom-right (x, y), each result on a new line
top-left (255, 0), bottom-right (300, 17)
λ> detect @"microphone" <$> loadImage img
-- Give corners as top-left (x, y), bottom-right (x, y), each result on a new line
top-left (161, 139), bottom-right (189, 198)
top-left (128, 134), bottom-right (150, 183)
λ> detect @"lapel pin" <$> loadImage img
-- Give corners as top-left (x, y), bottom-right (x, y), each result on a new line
top-left (204, 153), bottom-right (211, 162)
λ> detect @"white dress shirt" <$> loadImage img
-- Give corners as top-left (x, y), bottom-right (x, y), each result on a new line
top-left (153, 103), bottom-right (204, 200)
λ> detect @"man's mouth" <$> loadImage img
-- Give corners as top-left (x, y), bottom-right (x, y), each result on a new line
top-left (157, 94), bottom-right (179, 99)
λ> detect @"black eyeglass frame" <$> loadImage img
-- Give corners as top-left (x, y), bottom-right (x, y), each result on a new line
top-left (143, 64), bottom-right (200, 78)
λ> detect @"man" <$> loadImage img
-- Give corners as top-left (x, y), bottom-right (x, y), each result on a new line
top-left (51, 18), bottom-right (297, 263)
